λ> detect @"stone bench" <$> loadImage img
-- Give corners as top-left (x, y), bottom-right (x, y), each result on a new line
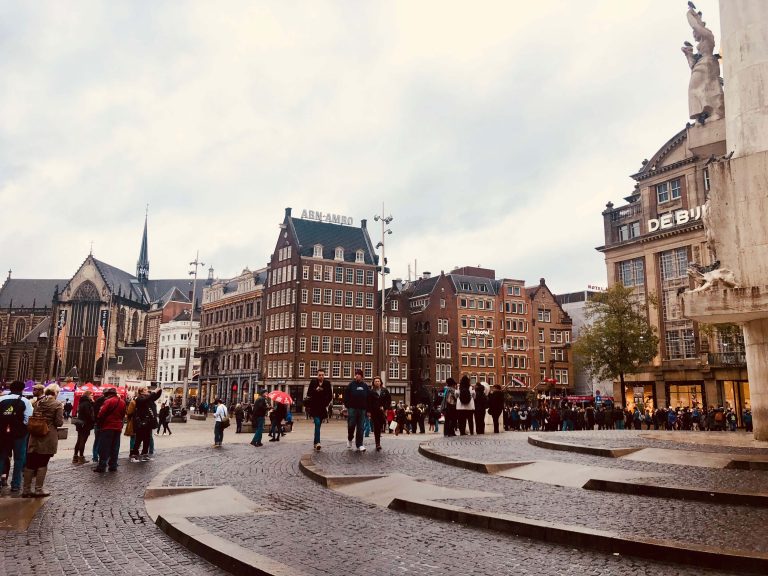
top-left (190, 414), bottom-right (207, 421)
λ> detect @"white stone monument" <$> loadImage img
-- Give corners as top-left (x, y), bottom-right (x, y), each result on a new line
top-left (681, 1), bottom-right (768, 440)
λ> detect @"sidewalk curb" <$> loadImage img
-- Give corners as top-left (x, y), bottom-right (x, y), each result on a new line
top-left (583, 478), bottom-right (768, 507)
top-left (527, 435), bottom-right (642, 457)
top-left (298, 454), bottom-right (385, 488)
top-left (388, 497), bottom-right (768, 574)
top-left (418, 442), bottom-right (532, 474)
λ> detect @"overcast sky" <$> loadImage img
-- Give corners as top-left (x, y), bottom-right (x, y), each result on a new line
top-left (0, 1), bottom-right (722, 293)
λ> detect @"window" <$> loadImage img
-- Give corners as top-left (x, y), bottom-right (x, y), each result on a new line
top-left (355, 269), bottom-right (364, 285)
top-left (656, 178), bottom-right (681, 203)
top-left (618, 221), bottom-right (640, 241)
top-left (324, 266), bottom-right (333, 282)
top-left (389, 317), bottom-right (400, 333)
top-left (313, 244), bottom-right (323, 258)
top-left (322, 336), bottom-right (331, 353)
top-left (537, 309), bottom-right (551, 322)
top-left (344, 337), bottom-right (353, 354)
top-left (300, 313), bottom-right (307, 328)
top-left (666, 328), bottom-right (697, 359)
top-left (310, 336), bottom-right (320, 353)
top-left (322, 313), bottom-right (332, 329)
top-left (365, 293), bottom-right (374, 308)
top-left (660, 248), bottom-right (688, 280)
top-left (311, 312), bottom-right (321, 328)
top-left (335, 247), bottom-right (344, 260)
top-left (323, 289), bottom-right (333, 305)
top-left (345, 291), bottom-right (353, 307)
top-left (334, 313), bottom-right (343, 330)
top-left (312, 288), bottom-right (321, 304)
top-left (299, 338), bottom-right (306, 352)
top-left (365, 270), bottom-right (374, 286)
top-left (345, 268), bottom-right (354, 283)
top-left (539, 329), bottom-right (545, 343)
top-left (390, 300), bottom-right (398, 311)
top-left (333, 337), bottom-right (342, 354)
top-left (618, 258), bottom-right (645, 287)
top-left (355, 250), bottom-right (364, 263)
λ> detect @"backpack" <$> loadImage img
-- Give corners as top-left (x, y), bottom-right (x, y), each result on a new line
top-left (714, 411), bottom-right (724, 423)
top-left (0, 397), bottom-right (26, 438)
top-left (459, 385), bottom-right (471, 405)
top-left (445, 389), bottom-right (456, 406)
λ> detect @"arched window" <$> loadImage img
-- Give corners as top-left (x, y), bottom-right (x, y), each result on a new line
top-left (14, 319), bottom-right (26, 342)
top-left (334, 247), bottom-right (344, 260)
top-left (17, 353), bottom-right (30, 380)
top-left (313, 244), bottom-right (323, 258)
top-left (117, 308), bottom-right (126, 342)
top-left (131, 311), bottom-right (139, 343)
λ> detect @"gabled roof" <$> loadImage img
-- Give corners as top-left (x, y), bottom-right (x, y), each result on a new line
top-left (24, 317), bottom-right (51, 342)
top-left (170, 308), bottom-right (201, 322)
top-left (108, 347), bottom-right (145, 373)
top-left (408, 276), bottom-right (440, 298)
top-left (0, 279), bottom-right (64, 308)
top-left (156, 287), bottom-right (190, 308)
top-left (290, 217), bottom-right (378, 265)
top-left (93, 259), bottom-right (146, 303)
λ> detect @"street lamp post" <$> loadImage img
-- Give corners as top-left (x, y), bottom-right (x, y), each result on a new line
top-left (184, 251), bottom-right (204, 407)
top-left (374, 206), bottom-right (393, 383)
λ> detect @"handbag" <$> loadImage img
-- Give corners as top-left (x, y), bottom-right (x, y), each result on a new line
top-left (220, 416), bottom-right (231, 429)
top-left (71, 417), bottom-right (85, 427)
top-left (27, 414), bottom-right (50, 437)
top-left (388, 421), bottom-right (397, 432)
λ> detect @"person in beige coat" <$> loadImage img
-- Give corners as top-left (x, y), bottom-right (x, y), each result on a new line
top-left (22, 383), bottom-right (64, 497)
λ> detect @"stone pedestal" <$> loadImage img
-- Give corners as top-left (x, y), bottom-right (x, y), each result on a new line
top-left (744, 319), bottom-right (768, 440)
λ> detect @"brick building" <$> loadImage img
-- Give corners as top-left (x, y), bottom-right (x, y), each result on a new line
top-left (262, 208), bottom-right (379, 408)
top-left (197, 267), bottom-right (265, 406)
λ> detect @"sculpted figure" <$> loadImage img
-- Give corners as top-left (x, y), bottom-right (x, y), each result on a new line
top-left (682, 3), bottom-right (724, 123)
top-left (687, 261), bottom-right (738, 293)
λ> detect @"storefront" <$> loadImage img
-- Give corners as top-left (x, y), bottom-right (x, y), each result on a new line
top-left (622, 383), bottom-right (656, 412)
top-left (666, 382), bottom-right (705, 409)
top-left (719, 380), bottom-right (750, 426)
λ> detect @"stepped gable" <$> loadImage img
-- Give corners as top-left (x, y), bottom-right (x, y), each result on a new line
top-left (0, 279), bottom-right (64, 308)
top-left (290, 217), bottom-right (378, 265)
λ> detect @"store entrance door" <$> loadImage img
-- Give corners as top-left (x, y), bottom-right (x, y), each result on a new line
top-left (721, 380), bottom-right (750, 427)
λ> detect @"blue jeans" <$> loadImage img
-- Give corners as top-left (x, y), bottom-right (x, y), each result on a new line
top-left (252, 417), bottom-right (265, 444)
top-left (313, 417), bottom-right (322, 445)
top-left (92, 427), bottom-right (100, 461)
top-left (0, 434), bottom-right (28, 490)
top-left (347, 408), bottom-right (366, 448)
top-left (214, 422), bottom-right (224, 445)
top-left (97, 429), bottom-right (121, 471)
top-left (363, 416), bottom-right (371, 437)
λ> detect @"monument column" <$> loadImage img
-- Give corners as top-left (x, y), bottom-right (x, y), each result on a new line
top-left (681, 1), bottom-right (768, 440)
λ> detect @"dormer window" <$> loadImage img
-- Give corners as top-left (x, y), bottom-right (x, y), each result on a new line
top-left (313, 244), bottom-right (323, 258)
top-left (355, 250), bottom-right (364, 263)
top-left (335, 247), bottom-right (344, 261)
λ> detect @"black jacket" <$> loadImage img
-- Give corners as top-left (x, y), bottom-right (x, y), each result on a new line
top-left (252, 396), bottom-right (268, 419)
top-left (367, 387), bottom-right (391, 420)
top-left (474, 388), bottom-right (488, 413)
top-left (306, 378), bottom-right (333, 419)
top-left (344, 380), bottom-right (370, 410)
top-left (76, 396), bottom-right (96, 430)
top-left (488, 390), bottom-right (504, 416)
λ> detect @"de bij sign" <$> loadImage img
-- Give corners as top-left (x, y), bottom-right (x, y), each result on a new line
top-left (300, 209), bottom-right (354, 226)
top-left (647, 204), bottom-right (704, 232)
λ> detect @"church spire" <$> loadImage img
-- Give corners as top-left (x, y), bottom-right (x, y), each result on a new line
top-left (136, 208), bottom-right (149, 284)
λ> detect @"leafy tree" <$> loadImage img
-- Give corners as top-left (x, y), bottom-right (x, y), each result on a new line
top-left (572, 284), bottom-right (659, 408)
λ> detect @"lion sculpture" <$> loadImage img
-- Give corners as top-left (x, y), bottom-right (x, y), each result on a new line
top-left (686, 261), bottom-right (739, 293)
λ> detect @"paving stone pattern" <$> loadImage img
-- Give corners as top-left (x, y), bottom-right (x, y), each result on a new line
top-left (177, 441), bottom-right (743, 576)
top-left (314, 435), bottom-right (768, 555)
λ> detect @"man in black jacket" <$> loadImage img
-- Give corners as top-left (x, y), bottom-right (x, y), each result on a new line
top-left (306, 369), bottom-right (333, 451)
top-left (344, 369), bottom-right (369, 451)
top-left (250, 391), bottom-right (268, 447)
top-left (130, 386), bottom-right (162, 462)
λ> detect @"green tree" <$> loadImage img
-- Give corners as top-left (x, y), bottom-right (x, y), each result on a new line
top-left (572, 284), bottom-right (659, 408)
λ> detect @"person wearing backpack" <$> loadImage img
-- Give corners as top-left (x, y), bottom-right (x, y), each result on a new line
top-left (441, 378), bottom-right (458, 437)
top-left (456, 375), bottom-right (476, 435)
top-left (344, 369), bottom-right (370, 451)
top-left (0, 381), bottom-right (33, 494)
top-left (23, 384), bottom-right (64, 497)
top-left (129, 386), bottom-right (162, 463)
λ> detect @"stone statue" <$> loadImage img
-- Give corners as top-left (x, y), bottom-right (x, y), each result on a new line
top-left (686, 261), bottom-right (738, 293)
top-left (682, 3), bottom-right (725, 123)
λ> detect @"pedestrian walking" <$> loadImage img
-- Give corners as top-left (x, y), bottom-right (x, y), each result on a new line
top-left (367, 376), bottom-right (391, 451)
top-left (213, 398), bottom-right (228, 447)
top-left (250, 390), bottom-right (268, 447)
top-left (235, 404), bottom-right (245, 433)
top-left (158, 403), bottom-right (172, 435)
top-left (474, 382), bottom-right (487, 435)
top-left (0, 380), bottom-right (33, 494)
top-left (22, 384), bottom-right (64, 497)
top-left (305, 369), bottom-right (333, 451)
top-left (488, 383), bottom-right (504, 434)
top-left (344, 369), bottom-right (369, 451)
top-left (72, 390), bottom-right (95, 464)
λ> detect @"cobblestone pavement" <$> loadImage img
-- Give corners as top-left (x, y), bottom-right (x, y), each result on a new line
top-left (0, 421), bottom-right (761, 576)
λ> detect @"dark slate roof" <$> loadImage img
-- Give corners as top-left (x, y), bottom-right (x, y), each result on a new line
top-left (449, 274), bottom-right (498, 296)
top-left (409, 276), bottom-right (439, 298)
top-left (145, 279), bottom-right (207, 304)
top-left (24, 317), bottom-right (51, 342)
top-left (290, 218), bottom-right (378, 265)
top-left (108, 347), bottom-right (145, 373)
top-left (156, 287), bottom-right (190, 308)
top-left (0, 279), bottom-right (63, 309)
top-left (93, 259), bottom-right (146, 303)
top-left (171, 309), bottom-right (201, 322)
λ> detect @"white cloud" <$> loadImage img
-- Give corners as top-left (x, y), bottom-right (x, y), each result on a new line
top-left (0, 0), bottom-right (722, 290)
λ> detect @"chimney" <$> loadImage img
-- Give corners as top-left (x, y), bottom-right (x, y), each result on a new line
top-left (285, 207), bottom-right (292, 218)
top-left (423, 271), bottom-right (431, 279)
top-left (361, 218), bottom-right (367, 229)
top-left (539, 278), bottom-right (546, 286)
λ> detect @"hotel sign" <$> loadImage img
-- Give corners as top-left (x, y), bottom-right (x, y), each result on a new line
top-left (300, 209), bottom-right (354, 226)
top-left (467, 329), bottom-right (490, 336)
top-left (647, 205), bottom-right (704, 232)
